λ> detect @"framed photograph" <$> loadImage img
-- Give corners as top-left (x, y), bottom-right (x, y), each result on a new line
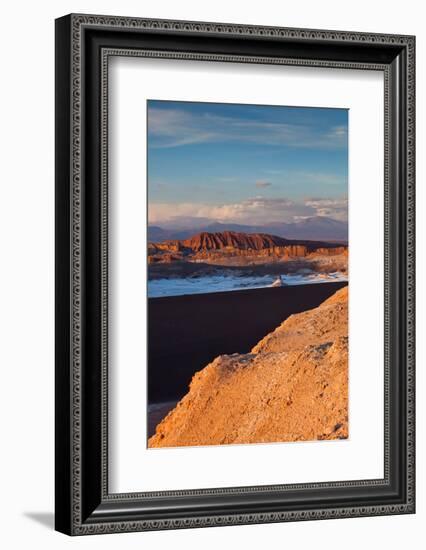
top-left (55, 14), bottom-right (415, 535)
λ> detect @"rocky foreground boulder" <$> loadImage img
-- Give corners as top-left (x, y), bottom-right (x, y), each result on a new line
top-left (148, 286), bottom-right (348, 448)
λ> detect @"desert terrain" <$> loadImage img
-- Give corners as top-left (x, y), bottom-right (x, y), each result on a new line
top-left (148, 230), bottom-right (348, 280)
top-left (149, 285), bottom-right (348, 448)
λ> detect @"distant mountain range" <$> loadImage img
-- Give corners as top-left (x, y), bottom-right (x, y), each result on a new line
top-left (148, 216), bottom-right (347, 244)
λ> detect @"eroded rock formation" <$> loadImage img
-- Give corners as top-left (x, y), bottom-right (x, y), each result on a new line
top-left (148, 231), bottom-right (347, 265)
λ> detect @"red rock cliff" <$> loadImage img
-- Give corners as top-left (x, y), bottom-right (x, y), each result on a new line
top-left (148, 231), bottom-right (348, 262)
top-left (182, 231), bottom-right (290, 251)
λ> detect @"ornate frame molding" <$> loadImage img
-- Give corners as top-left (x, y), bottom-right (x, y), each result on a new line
top-left (55, 14), bottom-right (415, 535)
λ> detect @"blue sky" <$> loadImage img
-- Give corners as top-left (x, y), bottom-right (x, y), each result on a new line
top-left (147, 100), bottom-right (348, 227)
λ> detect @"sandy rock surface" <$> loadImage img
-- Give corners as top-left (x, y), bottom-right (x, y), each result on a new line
top-left (149, 286), bottom-right (348, 448)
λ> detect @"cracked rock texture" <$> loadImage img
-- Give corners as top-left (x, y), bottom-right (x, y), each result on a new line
top-left (148, 286), bottom-right (348, 448)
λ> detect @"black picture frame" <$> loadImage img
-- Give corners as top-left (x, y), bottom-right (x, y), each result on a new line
top-left (55, 14), bottom-right (415, 535)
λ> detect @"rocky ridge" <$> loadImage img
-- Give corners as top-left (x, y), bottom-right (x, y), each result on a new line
top-left (148, 231), bottom-right (348, 265)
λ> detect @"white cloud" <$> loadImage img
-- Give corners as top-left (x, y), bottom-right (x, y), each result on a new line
top-left (304, 197), bottom-right (348, 221)
top-left (151, 195), bottom-right (346, 224)
top-left (149, 198), bottom-right (294, 224)
top-left (149, 195), bottom-right (348, 225)
top-left (328, 125), bottom-right (348, 139)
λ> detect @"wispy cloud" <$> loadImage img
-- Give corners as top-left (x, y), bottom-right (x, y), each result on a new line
top-left (215, 176), bottom-right (240, 183)
top-left (148, 107), bottom-right (348, 150)
top-left (149, 198), bottom-right (297, 225)
top-left (327, 125), bottom-right (347, 139)
top-left (263, 169), bottom-right (346, 187)
top-left (304, 197), bottom-right (348, 221)
top-left (148, 195), bottom-right (347, 225)
top-left (255, 180), bottom-right (272, 188)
